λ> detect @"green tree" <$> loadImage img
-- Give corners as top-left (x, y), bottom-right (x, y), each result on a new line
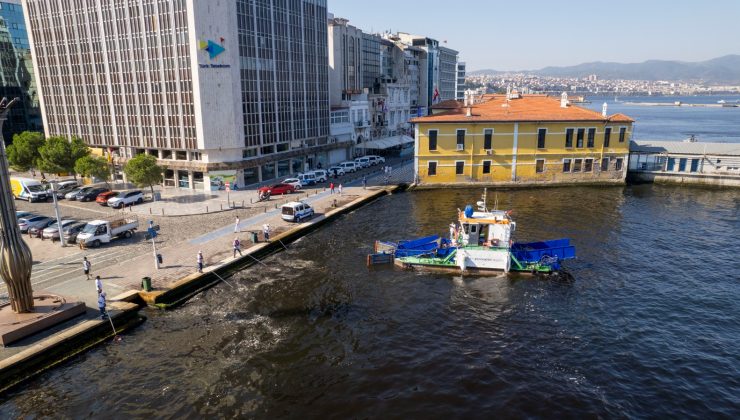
top-left (37, 136), bottom-right (90, 178)
top-left (6, 131), bottom-right (45, 174)
top-left (123, 153), bottom-right (162, 197)
top-left (74, 155), bottom-right (110, 186)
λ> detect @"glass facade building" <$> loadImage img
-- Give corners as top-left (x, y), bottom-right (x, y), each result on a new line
top-left (0, 0), bottom-right (40, 143)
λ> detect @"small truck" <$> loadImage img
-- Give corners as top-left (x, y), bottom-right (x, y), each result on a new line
top-left (76, 217), bottom-right (139, 248)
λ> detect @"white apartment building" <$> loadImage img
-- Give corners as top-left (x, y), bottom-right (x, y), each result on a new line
top-left (23, 0), bottom-right (346, 191)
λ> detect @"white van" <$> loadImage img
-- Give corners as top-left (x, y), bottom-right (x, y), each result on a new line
top-left (311, 170), bottom-right (329, 183)
top-left (339, 161), bottom-right (357, 173)
top-left (10, 178), bottom-right (48, 202)
top-left (281, 201), bottom-right (315, 223)
top-left (354, 157), bottom-right (371, 168)
top-left (296, 172), bottom-right (317, 186)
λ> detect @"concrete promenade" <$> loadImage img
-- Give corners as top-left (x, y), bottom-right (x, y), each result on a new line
top-left (0, 160), bottom-right (413, 391)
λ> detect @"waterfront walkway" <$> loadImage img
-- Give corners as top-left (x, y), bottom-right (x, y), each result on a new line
top-left (0, 160), bottom-right (413, 362)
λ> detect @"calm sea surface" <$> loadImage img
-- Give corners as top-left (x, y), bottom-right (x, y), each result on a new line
top-left (585, 94), bottom-right (740, 143)
top-left (1, 185), bottom-right (738, 418)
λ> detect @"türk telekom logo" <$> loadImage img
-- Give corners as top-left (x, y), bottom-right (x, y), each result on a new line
top-left (199, 38), bottom-right (225, 59)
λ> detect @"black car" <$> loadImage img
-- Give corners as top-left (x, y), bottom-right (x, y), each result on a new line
top-left (75, 187), bottom-right (109, 202)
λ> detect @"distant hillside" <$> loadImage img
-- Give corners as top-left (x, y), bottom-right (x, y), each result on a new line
top-left (471, 55), bottom-right (740, 84)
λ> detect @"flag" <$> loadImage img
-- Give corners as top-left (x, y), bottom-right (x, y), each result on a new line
top-left (432, 86), bottom-right (440, 103)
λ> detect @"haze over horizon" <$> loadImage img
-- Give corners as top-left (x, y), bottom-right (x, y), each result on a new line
top-left (329, 0), bottom-right (740, 71)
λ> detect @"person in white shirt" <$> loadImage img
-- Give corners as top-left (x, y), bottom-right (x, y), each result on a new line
top-left (263, 224), bottom-right (271, 241)
top-left (234, 216), bottom-right (240, 233)
top-left (95, 276), bottom-right (103, 295)
top-left (98, 291), bottom-right (107, 319)
top-left (197, 251), bottom-right (204, 272)
top-left (82, 257), bottom-right (91, 280)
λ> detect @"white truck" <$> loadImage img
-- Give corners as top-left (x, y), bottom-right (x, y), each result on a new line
top-left (76, 217), bottom-right (139, 248)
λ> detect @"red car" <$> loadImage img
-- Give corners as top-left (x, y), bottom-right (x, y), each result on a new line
top-left (96, 191), bottom-right (119, 205)
top-left (258, 183), bottom-right (295, 195)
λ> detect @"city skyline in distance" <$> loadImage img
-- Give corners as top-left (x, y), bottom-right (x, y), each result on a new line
top-left (329, 0), bottom-right (740, 71)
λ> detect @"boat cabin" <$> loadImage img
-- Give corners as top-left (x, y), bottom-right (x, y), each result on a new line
top-left (456, 209), bottom-right (515, 248)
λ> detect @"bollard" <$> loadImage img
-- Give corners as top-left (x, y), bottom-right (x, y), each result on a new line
top-left (161, 208), bottom-right (164, 215)
top-left (242, 200), bottom-right (244, 207)
top-left (220, 203), bottom-right (223, 210)
top-left (250, 198), bottom-right (253, 204)
top-left (149, 208), bottom-right (152, 214)
top-left (264, 207), bottom-right (267, 213)
top-left (206, 206), bottom-right (209, 213)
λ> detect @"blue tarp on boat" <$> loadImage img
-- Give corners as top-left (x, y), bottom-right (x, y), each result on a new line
top-left (511, 239), bottom-right (576, 263)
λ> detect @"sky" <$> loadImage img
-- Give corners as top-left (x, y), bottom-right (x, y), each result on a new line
top-left (329, 0), bottom-right (740, 71)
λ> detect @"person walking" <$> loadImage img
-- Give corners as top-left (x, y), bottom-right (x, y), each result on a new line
top-left (98, 291), bottom-right (107, 319)
top-left (362, 175), bottom-right (367, 189)
top-left (338, 184), bottom-right (343, 195)
top-left (95, 275), bottom-right (103, 295)
top-left (329, 182), bottom-right (335, 194)
top-left (263, 223), bottom-right (271, 242)
top-left (197, 250), bottom-right (204, 273)
top-left (234, 216), bottom-right (240, 233)
top-left (82, 257), bottom-right (91, 280)
top-left (233, 237), bottom-right (242, 258)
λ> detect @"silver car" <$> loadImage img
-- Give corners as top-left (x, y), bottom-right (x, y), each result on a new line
top-left (18, 216), bottom-right (53, 233)
top-left (42, 219), bottom-right (79, 240)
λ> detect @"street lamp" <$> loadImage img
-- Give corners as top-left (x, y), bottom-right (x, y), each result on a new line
top-left (49, 182), bottom-right (66, 247)
top-left (0, 97), bottom-right (35, 313)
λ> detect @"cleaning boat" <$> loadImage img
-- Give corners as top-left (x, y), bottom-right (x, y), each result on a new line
top-left (371, 190), bottom-right (576, 275)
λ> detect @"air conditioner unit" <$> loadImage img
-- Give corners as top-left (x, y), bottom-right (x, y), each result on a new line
top-left (456, 144), bottom-right (464, 151)
top-left (486, 150), bottom-right (493, 155)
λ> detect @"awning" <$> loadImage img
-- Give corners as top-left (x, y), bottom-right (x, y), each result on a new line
top-left (359, 135), bottom-right (414, 150)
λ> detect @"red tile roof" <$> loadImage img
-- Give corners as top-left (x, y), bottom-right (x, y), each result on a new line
top-left (412, 95), bottom-right (635, 124)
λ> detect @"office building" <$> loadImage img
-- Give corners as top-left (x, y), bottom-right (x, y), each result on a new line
top-left (0, 0), bottom-right (40, 143)
top-left (438, 46), bottom-right (458, 102)
top-left (412, 93), bottom-right (634, 186)
top-left (23, 0), bottom-right (340, 190)
top-left (456, 61), bottom-right (466, 100)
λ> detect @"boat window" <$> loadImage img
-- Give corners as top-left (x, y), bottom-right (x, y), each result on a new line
top-left (462, 223), bottom-right (470, 234)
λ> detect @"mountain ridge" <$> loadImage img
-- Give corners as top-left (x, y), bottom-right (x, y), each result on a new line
top-left (470, 55), bottom-right (740, 84)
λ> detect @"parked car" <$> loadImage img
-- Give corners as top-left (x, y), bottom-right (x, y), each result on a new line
top-left (281, 201), bottom-right (315, 223)
top-left (76, 187), bottom-right (109, 202)
top-left (296, 173), bottom-right (317, 186)
top-left (354, 157), bottom-right (371, 168)
top-left (339, 161), bottom-right (358, 173)
top-left (311, 170), bottom-right (329, 183)
top-left (96, 191), bottom-right (119, 206)
top-left (66, 186), bottom-right (92, 200)
top-left (108, 190), bottom-right (144, 209)
top-left (61, 222), bottom-right (88, 244)
top-left (50, 180), bottom-right (79, 198)
top-left (328, 166), bottom-right (346, 177)
top-left (258, 183), bottom-right (295, 196)
top-left (16, 211), bottom-right (35, 220)
top-left (282, 178), bottom-right (302, 190)
top-left (18, 215), bottom-right (53, 234)
top-left (367, 155), bottom-right (385, 165)
top-left (41, 219), bottom-right (78, 240)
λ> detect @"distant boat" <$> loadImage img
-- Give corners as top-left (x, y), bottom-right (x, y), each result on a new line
top-left (718, 100), bottom-right (726, 104)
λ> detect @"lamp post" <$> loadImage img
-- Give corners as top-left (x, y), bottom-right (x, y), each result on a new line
top-left (49, 182), bottom-right (66, 247)
top-left (0, 97), bottom-right (35, 313)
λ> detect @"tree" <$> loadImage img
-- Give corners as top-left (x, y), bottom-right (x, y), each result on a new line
top-left (74, 155), bottom-right (110, 186)
top-left (6, 131), bottom-right (45, 174)
top-left (123, 153), bottom-right (162, 197)
top-left (37, 136), bottom-right (90, 178)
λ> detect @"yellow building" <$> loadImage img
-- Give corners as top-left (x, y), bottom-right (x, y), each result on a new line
top-left (411, 94), bottom-right (634, 186)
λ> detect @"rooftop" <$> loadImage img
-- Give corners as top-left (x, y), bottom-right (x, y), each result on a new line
top-left (411, 94), bottom-right (634, 124)
top-left (630, 140), bottom-right (740, 156)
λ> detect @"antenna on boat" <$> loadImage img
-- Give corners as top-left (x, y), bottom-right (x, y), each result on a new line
top-left (477, 188), bottom-right (488, 212)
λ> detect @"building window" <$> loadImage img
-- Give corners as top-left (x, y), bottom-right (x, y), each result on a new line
top-left (563, 159), bottom-right (572, 172)
top-left (573, 158), bottom-right (583, 172)
top-left (576, 128), bottom-right (585, 148)
top-left (615, 158), bottom-right (623, 171)
top-left (535, 159), bottom-right (545, 173)
top-left (175, 150), bottom-right (187, 160)
top-left (455, 161), bottom-right (464, 175)
top-left (587, 128), bottom-right (595, 147)
top-left (601, 157), bottom-right (609, 171)
top-left (482, 160), bottom-right (491, 174)
top-left (483, 129), bottom-right (493, 150)
top-left (456, 129), bottom-right (465, 150)
top-left (584, 158), bottom-right (593, 172)
top-left (428, 161), bottom-right (437, 176)
top-left (565, 128), bottom-right (574, 148)
top-left (428, 130), bottom-right (438, 151)
top-left (619, 127), bottom-right (627, 143)
top-left (537, 128), bottom-right (546, 149)
top-left (604, 127), bottom-right (612, 147)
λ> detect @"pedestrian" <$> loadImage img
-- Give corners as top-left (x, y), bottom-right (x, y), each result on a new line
top-left (263, 223), bottom-right (271, 242)
top-left (338, 184), bottom-right (343, 195)
top-left (233, 237), bottom-right (242, 258)
top-left (197, 250), bottom-right (204, 273)
top-left (98, 291), bottom-right (107, 319)
top-left (82, 257), bottom-right (91, 280)
top-left (234, 216), bottom-right (240, 233)
top-left (95, 275), bottom-right (103, 295)
top-left (362, 175), bottom-right (367, 189)
top-left (329, 182), bottom-right (335, 194)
